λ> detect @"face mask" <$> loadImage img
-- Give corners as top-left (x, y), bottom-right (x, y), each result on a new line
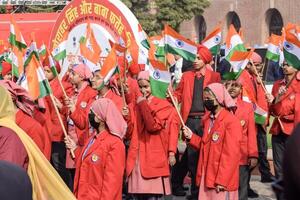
top-left (204, 99), bottom-right (218, 112)
top-left (88, 112), bottom-right (100, 130)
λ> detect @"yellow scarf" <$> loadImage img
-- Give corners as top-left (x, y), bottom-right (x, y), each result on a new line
top-left (0, 86), bottom-right (76, 200)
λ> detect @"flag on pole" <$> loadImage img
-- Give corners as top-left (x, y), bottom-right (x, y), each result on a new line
top-left (164, 25), bottom-right (198, 62)
top-left (19, 53), bottom-right (52, 100)
top-left (43, 49), bottom-right (59, 77)
top-left (9, 16), bottom-right (27, 50)
top-left (241, 88), bottom-right (268, 124)
top-left (283, 24), bottom-right (300, 69)
top-left (201, 25), bottom-right (222, 56)
top-left (149, 59), bottom-right (171, 99)
top-left (6, 46), bottom-right (24, 77)
top-left (225, 24), bottom-right (246, 60)
top-left (265, 34), bottom-right (283, 62)
top-left (52, 31), bottom-right (68, 61)
top-left (100, 47), bottom-right (118, 84)
top-left (138, 24), bottom-right (150, 50)
top-left (223, 50), bottom-right (253, 80)
top-left (39, 42), bottom-right (47, 60)
top-left (79, 22), bottom-right (102, 70)
top-left (24, 33), bottom-right (40, 67)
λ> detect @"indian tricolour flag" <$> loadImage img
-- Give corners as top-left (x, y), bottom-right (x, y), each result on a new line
top-left (225, 24), bottom-right (246, 60)
top-left (52, 31), bottom-right (68, 61)
top-left (39, 43), bottom-right (46, 60)
top-left (138, 24), bottom-right (150, 50)
top-left (6, 46), bottom-right (24, 77)
top-left (9, 16), bottom-right (27, 50)
top-left (224, 50), bottom-right (253, 80)
top-left (283, 25), bottom-right (300, 70)
top-left (265, 34), bottom-right (283, 62)
top-left (149, 59), bottom-right (171, 99)
top-left (44, 49), bottom-right (59, 77)
top-left (202, 25), bottom-right (222, 56)
top-left (242, 89), bottom-right (267, 125)
top-left (164, 24), bottom-right (197, 62)
top-left (100, 47), bottom-right (118, 84)
top-left (19, 53), bottom-right (52, 100)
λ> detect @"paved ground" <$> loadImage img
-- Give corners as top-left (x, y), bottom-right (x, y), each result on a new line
top-left (164, 175), bottom-right (276, 200)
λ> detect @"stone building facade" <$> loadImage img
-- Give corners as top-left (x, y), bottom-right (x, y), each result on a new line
top-left (180, 0), bottom-right (300, 47)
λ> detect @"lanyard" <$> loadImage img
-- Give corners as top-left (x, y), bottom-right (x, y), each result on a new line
top-left (82, 137), bottom-right (95, 160)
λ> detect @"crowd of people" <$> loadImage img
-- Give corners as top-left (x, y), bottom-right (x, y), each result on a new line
top-left (0, 43), bottom-right (300, 200)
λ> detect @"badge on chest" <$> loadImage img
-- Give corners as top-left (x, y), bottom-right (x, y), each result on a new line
top-left (212, 132), bottom-right (220, 142)
top-left (91, 154), bottom-right (100, 163)
top-left (80, 101), bottom-right (87, 108)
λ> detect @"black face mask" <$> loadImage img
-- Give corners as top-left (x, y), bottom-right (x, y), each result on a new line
top-left (204, 99), bottom-right (218, 112)
top-left (88, 112), bottom-right (100, 130)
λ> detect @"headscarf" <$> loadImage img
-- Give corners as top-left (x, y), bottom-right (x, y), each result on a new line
top-left (72, 63), bottom-right (92, 80)
top-left (197, 45), bottom-right (212, 64)
top-left (137, 70), bottom-right (150, 81)
top-left (91, 98), bottom-right (127, 139)
top-left (0, 161), bottom-right (32, 200)
top-left (1, 61), bottom-right (12, 76)
top-left (251, 52), bottom-right (262, 63)
top-left (0, 85), bottom-right (76, 200)
top-left (206, 83), bottom-right (236, 109)
top-left (0, 80), bottom-right (35, 116)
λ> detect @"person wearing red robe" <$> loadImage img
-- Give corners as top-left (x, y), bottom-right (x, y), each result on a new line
top-left (64, 64), bottom-right (97, 189)
top-left (0, 85), bottom-right (29, 170)
top-left (65, 98), bottom-right (126, 200)
top-left (0, 80), bottom-right (51, 160)
top-left (183, 83), bottom-right (242, 200)
top-left (225, 80), bottom-right (258, 200)
top-left (43, 60), bottom-right (75, 186)
top-left (266, 61), bottom-right (300, 181)
top-left (238, 52), bottom-right (274, 198)
top-left (171, 45), bottom-right (221, 198)
top-left (126, 71), bottom-right (180, 199)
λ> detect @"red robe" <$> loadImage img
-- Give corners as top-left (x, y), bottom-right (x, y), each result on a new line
top-left (173, 69), bottom-right (221, 123)
top-left (73, 130), bottom-right (125, 200)
top-left (0, 126), bottom-right (29, 169)
top-left (189, 109), bottom-right (242, 191)
top-left (125, 76), bottom-right (142, 104)
top-left (269, 77), bottom-right (300, 135)
top-left (126, 97), bottom-right (180, 178)
top-left (45, 78), bottom-right (74, 142)
top-left (234, 98), bottom-right (258, 165)
top-left (16, 110), bottom-right (52, 160)
top-left (69, 86), bottom-right (97, 146)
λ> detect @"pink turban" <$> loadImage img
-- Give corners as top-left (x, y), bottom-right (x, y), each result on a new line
top-left (251, 52), bottom-right (262, 63)
top-left (91, 98), bottom-right (127, 139)
top-left (197, 45), bottom-right (212, 64)
top-left (0, 80), bottom-right (35, 116)
top-left (137, 70), bottom-right (150, 81)
top-left (206, 83), bottom-right (236, 109)
top-left (73, 64), bottom-right (92, 79)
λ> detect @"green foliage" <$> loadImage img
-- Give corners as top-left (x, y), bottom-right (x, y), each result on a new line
top-left (121, 0), bottom-right (210, 36)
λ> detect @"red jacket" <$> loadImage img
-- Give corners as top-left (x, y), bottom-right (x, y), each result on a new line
top-left (103, 89), bottom-right (123, 112)
top-left (269, 77), bottom-right (300, 135)
top-left (16, 110), bottom-right (51, 160)
top-left (45, 78), bottom-right (74, 142)
top-left (189, 109), bottom-right (242, 191)
top-left (69, 86), bottom-right (97, 146)
top-left (238, 70), bottom-right (269, 125)
top-left (73, 130), bottom-right (125, 200)
top-left (234, 98), bottom-right (258, 165)
top-left (126, 97), bottom-right (180, 178)
top-left (173, 69), bottom-right (221, 123)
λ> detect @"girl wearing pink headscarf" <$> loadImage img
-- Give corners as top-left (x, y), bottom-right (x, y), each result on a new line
top-left (65, 98), bottom-right (126, 200)
top-left (126, 71), bottom-right (180, 200)
top-left (63, 64), bottom-right (97, 188)
top-left (183, 83), bottom-right (242, 200)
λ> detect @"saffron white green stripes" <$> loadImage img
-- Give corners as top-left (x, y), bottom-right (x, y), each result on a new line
top-left (52, 40), bottom-right (67, 61)
top-left (149, 63), bottom-right (171, 99)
